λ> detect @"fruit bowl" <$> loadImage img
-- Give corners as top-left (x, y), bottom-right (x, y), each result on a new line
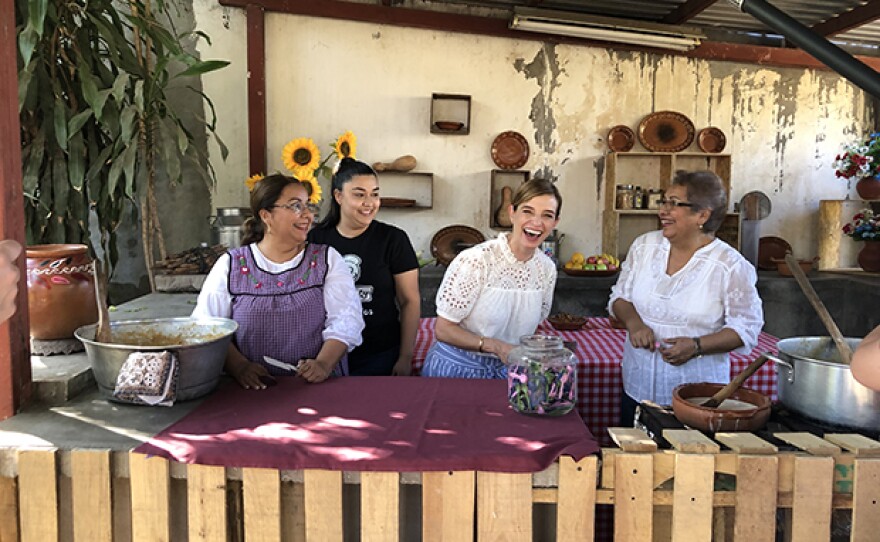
top-left (562, 268), bottom-right (619, 277)
top-left (547, 313), bottom-right (587, 331)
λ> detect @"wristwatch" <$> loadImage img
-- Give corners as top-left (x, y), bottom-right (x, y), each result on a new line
top-left (692, 336), bottom-right (703, 357)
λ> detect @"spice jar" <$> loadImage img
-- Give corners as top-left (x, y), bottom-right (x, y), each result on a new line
top-left (507, 335), bottom-right (577, 416)
top-left (633, 186), bottom-right (645, 209)
top-left (615, 185), bottom-right (634, 210)
top-left (647, 188), bottom-right (665, 210)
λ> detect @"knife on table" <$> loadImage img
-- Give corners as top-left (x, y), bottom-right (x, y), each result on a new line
top-left (263, 356), bottom-right (299, 373)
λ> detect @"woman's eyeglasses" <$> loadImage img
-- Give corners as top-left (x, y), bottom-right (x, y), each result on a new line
top-left (272, 201), bottom-right (321, 216)
top-left (657, 198), bottom-right (696, 210)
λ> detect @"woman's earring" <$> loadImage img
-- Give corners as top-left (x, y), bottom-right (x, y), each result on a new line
top-left (699, 223), bottom-right (704, 230)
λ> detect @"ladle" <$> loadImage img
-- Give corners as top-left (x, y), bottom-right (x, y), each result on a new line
top-left (701, 354), bottom-right (769, 408)
top-left (784, 253), bottom-right (853, 364)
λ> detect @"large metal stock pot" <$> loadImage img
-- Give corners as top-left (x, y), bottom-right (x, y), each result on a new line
top-left (768, 336), bottom-right (880, 431)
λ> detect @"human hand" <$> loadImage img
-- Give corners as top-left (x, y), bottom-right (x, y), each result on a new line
top-left (628, 323), bottom-right (656, 351)
top-left (494, 341), bottom-right (516, 364)
top-left (298, 358), bottom-right (332, 383)
top-left (0, 240), bottom-right (22, 324)
top-left (659, 337), bottom-right (698, 366)
top-left (229, 361), bottom-right (273, 390)
top-left (391, 357), bottom-right (412, 376)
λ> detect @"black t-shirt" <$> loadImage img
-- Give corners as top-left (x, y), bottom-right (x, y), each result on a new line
top-left (309, 221), bottom-right (418, 364)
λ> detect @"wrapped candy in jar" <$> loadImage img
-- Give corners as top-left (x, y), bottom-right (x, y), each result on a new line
top-left (507, 335), bottom-right (577, 416)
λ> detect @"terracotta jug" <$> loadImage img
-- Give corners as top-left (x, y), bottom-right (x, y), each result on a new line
top-left (856, 176), bottom-right (880, 200)
top-left (495, 186), bottom-right (513, 228)
top-left (26, 244), bottom-right (99, 340)
top-left (858, 241), bottom-right (880, 272)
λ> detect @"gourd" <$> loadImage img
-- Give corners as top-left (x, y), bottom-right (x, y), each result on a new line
top-left (372, 155), bottom-right (417, 172)
top-left (495, 186), bottom-right (513, 228)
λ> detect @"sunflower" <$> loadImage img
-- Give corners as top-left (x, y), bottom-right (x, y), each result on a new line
top-left (245, 173), bottom-right (264, 192)
top-left (334, 131), bottom-right (357, 160)
top-left (282, 138), bottom-right (321, 178)
top-left (297, 170), bottom-right (323, 204)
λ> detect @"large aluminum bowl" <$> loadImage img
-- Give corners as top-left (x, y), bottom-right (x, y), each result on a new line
top-left (75, 317), bottom-right (238, 402)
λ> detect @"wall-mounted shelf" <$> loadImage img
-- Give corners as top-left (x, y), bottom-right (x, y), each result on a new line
top-left (377, 172), bottom-right (434, 209)
top-left (430, 93), bottom-right (471, 135)
top-left (489, 169), bottom-right (529, 229)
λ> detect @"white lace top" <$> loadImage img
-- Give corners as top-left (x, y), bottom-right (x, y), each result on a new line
top-left (608, 230), bottom-right (764, 405)
top-left (435, 233), bottom-right (557, 345)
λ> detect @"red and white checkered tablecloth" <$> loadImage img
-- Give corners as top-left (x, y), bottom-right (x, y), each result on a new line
top-left (413, 317), bottom-right (779, 447)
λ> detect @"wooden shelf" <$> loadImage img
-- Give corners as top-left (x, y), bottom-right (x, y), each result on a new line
top-left (377, 172), bottom-right (434, 209)
top-left (602, 152), bottom-right (737, 259)
top-left (430, 93), bottom-right (471, 135)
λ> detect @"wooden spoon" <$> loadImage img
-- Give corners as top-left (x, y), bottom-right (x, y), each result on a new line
top-left (93, 260), bottom-right (111, 343)
top-left (784, 252), bottom-right (853, 364)
top-left (701, 355), bottom-right (769, 408)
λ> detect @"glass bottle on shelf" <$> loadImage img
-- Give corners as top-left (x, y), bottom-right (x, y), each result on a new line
top-left (633, 186), bottom-right (645, 209)
top-left (507, 335), bottom-right (577, 416)
top-left (616, 184), bottom-right (634, 210)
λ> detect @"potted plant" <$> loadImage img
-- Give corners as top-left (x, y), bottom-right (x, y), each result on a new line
top-left (833, 133), bottom-right (880, 200)
top-left (842, 208), bottom-right (880, 272)
top-left (16, 0), bottom-right (229, 289)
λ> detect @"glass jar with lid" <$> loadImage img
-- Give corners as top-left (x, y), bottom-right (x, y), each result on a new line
top-left (646, 188), bottom-right (664, 210)
top-left (615, 185), bottom-right (635, 210)
top-left (507, 335), bottom-right (577, 416)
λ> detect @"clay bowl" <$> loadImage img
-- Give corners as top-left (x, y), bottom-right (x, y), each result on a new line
top-left (434, 121), bottom-right (464, 132)
top-left (772, 256), bottom-right (818, 277)
top-left (548, 313), bottom-right (587, 331)
top-left (672, 382), bottom-right (771, 432)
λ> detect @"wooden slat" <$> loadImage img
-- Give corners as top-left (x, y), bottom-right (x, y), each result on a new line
top-left (852, 459), bottom-right (880, 541)
top-left (824, 434), bottom-right (880, 457)
top-left (790, 456), bottom-right (834, 542)
top-left (422, 471), bottom-right (475, 542)
top-left (476, 472), bottom-right (531, 542)
top-left (614, 453), bottom-right (653, 542)
top-left (774, 433), bottom-right (841, 456)
top-left (557, 456), bottom-right (596, 542)
top-left (608, 428), bottom-right (658, 452)
top-left (361, 471), bottom-right (399, 542)
top-left (71, 450), bottom-right (112, 542)
top-left (129, 453), bottom-right (170, 542)
top-left (303, 469), bottom-right (342, 542)
top-left (18, 450), bottom-right (57, 542)
top-left (0, 474), bottom-right (19, 541)
top-left (734, 455), bottom-right (778, 542)
top-left (187, 464), bottom-right (227, 541)
top-left (671, 454), bottom-right (713, 541)
top-left (715, 432), bottom-right (777, 455)
top-left (243, 467), bottom-right (280, 542)
top-left (663, 429), bottom-right (720, 454)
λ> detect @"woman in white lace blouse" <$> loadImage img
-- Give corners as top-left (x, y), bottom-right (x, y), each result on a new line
top-left (609, 170), bottom-right (763, 424)
top-left (421, 179), bottom-right (561, 379)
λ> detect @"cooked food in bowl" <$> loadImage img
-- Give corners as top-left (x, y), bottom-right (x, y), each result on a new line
top-left (548, 312), bottom-right (587, 331)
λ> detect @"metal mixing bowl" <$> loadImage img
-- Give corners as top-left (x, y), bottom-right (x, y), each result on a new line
top-left (75, 317), bottom-right (238, 402)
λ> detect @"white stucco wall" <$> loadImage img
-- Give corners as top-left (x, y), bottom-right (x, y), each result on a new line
top-left (193, 4), bottom-right (873, 263)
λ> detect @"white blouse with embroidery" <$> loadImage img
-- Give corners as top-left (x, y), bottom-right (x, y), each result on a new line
top-left (192, 244), bottom-right (364, 350)
top-left (608, 230), bottom-right (764, 405)
top-left (435, 233), bottom-right (557, 346)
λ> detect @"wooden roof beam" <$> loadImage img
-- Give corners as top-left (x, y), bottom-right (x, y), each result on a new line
top-left (662, 0), bottom-right (719, 25)
top-left (812, 3), bottom-right (880, 37)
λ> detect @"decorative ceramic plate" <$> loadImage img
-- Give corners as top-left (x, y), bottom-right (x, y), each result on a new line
top-left (430, 225), bottom-right (486, 267)
top-left (380, 197), bottom-right (416, 208)
top-left (757, 236), bottom-right (792, 271)
top-left (697, 127), bottom-right (727, 153)
top-left (607, 125), bottom-right (636, 152)
top-left (562, 268), bottom-right (619, 277)
top-left (491, 131), bottom-right (530, 170)
top-left (638, 111), bottom-right (696, 153)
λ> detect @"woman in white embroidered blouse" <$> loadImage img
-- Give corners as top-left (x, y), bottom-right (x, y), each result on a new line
top-left (608, 170), bottom-right (763, 424)
top-left (421, 179), bottom-right (560, 379)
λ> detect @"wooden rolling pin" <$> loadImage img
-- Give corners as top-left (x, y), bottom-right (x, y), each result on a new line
top-left (373, 155), bottom-right (417, 172)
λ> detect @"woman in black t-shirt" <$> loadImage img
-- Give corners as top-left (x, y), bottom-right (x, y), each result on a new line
top-left (309, 158), bottom-right (420, 376)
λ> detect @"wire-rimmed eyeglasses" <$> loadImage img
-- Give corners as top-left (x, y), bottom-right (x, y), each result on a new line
top-left (271, 201), bottom-right (321, 216)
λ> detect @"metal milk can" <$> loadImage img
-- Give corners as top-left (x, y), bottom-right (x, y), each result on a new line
top-left (209, 207), bottom-right (251, 248)
top-left (540, 229), bottom-right (565, 265)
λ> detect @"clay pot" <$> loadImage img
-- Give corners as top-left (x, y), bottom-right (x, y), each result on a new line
top-left (26, 244), bottom-right (98, 340)
top-left (859, 242), bottom-right (880, 272)
top-left (671, 382), bottom-right (771, 432)
top-left (856, 176), bottom-right (880, 200)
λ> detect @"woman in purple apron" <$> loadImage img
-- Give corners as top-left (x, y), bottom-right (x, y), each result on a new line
top-left (193, 174), bottom-right (364, 389)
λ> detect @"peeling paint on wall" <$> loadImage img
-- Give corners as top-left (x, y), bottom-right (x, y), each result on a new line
top-left (515, 44), bottom-right (562, 156)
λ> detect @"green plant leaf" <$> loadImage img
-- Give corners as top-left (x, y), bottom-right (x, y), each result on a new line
top-left (18, 26), bottom-right (39, 68)
top-left (28, 0), bottom-right (48, 38)
top-left (67, 131), bottom-right (85, 190)
top-left (122, 143), bottom-right (137, 198)
top-left (22, 133), bottom-right (45, 195)
top-left (111, 73), bottom-right (129, 102)
top-left (107, 152), bottom-right (124, 199)
top-left (68, 110), bottom-right (93, 138)
top-left (176, 60), bottom-right (230, 78)
top-left (53, 98), bottom-right (68, 150)
top-left (17, 63), bottom-right (34, 113)
top-left (120, 106), bottom-right (137, 143)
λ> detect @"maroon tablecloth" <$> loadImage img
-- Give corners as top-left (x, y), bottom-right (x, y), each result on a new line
top-left (135, 376), bottom-right (599, 472)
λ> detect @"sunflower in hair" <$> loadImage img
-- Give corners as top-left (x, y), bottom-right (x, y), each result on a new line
top-left (245, 173), bottom-right (264, 192)
top-left (334, 131), bottom-right (357, 160)
top-left (282, 138), bottom-right (321, 178)
top-left (297, 170), bottom-right (323, 204)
